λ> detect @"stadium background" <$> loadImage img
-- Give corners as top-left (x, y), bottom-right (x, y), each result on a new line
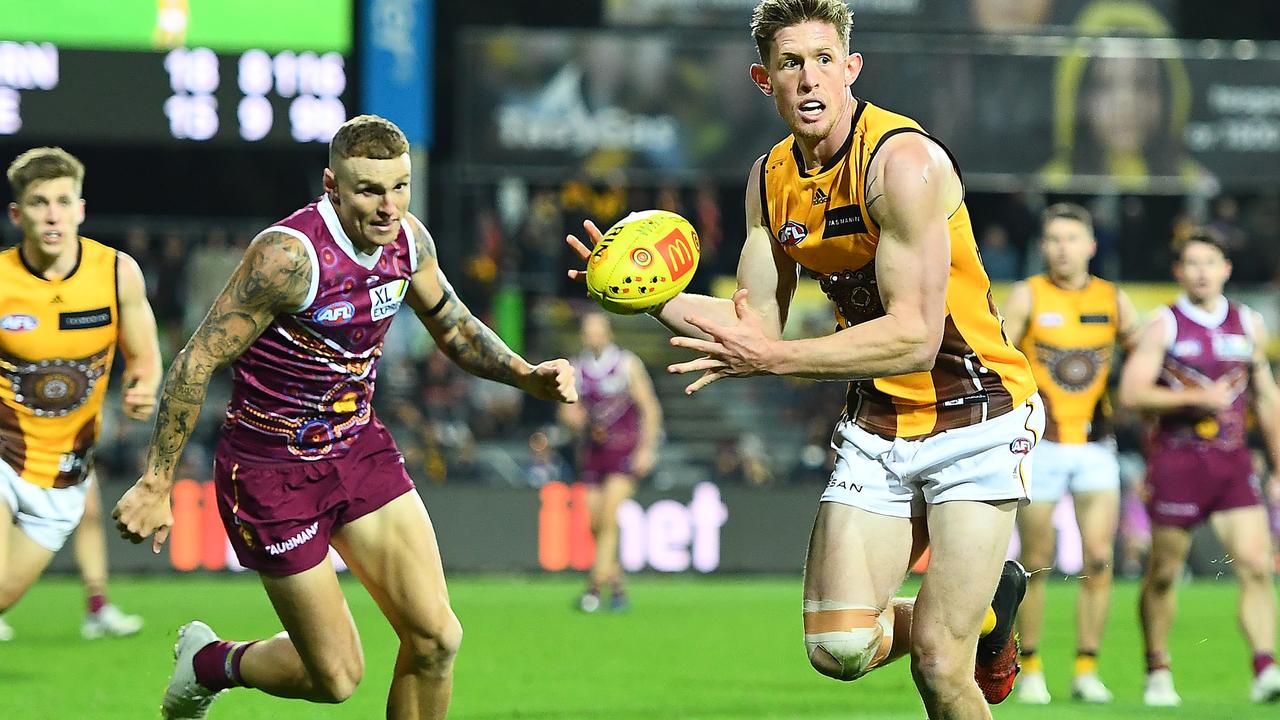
top-left (4, 0), bottom-right (1280, 717)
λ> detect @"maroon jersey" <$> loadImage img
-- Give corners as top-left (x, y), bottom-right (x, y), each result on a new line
top-left (576, 345), bottom-right (641, 453)
top-left (223, 195), bottom-right (418, 461)
top-left (1152, 296), bottom-right (1255, 450)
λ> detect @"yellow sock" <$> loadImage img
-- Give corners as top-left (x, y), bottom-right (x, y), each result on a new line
top-left (1022, 653), bottom-right (1043, 674)
top-left (1075, 653), bottom-right (1098, 677)
top-left (979, 606), bottom-right (997, 636)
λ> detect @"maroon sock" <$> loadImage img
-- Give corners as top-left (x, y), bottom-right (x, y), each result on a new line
top-left (1254, 652), bottom-right (1275, 677)
top-left (87, 594), bottom-right (107, 615)
top-left (193, 641), bottom-right (258, 691)
top-left (1146, 652), bottom-right (1170, 674)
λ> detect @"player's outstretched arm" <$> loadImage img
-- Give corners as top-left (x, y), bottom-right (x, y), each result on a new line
top-left (668, 135), bottom-right (950, 392)
top-left (404, 214), bottom-right (576, 404)
top-left (115, 252), bottom-right (163, 421)
top-left (564, 157), bottom-right (796, 343)
top-left (113, 231), bottom-right (311, 551)
top-left (1117, 310), bottom-right (1242, 413)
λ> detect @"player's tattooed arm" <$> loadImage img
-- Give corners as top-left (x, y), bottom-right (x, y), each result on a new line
top-left (142, 231), bottom-right (311, 485)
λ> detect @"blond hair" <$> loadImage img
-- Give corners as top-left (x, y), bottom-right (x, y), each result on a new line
top-left (328, 114), bottom-right (409, 167)
top-left (750, 0), bottom-right (853, 63)
top-left (6, 147), bottom-right (85, 200)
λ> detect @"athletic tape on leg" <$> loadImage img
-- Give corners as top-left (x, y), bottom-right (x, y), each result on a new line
top-left (802, 600), bottom-right (893, 681)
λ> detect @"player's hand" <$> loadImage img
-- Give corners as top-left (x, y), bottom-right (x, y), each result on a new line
top-left (521, 359), bottom-right (578, 404)
top-left (565, 219), bottom-right (604, 284)
top-left (121, 372), bottom-right (159, 421)
top-left (667, 289), bottom-right (777, 394)
top-left (112, 478), bottom-right (174, 554)
top-left (1196, 372), bottom-right (1247, 412)
top-left (632, 447), bottom-right (657, 478)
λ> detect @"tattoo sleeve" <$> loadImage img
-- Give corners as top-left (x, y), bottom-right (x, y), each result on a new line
top-left (143, 232), bottom-right (311, 484)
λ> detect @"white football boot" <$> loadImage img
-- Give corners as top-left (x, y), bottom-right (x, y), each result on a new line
top-left (1250, 663), bottom-right (1280, 703)
top-left (82, 604), bottom-right (144, 639)
top-left (161, 621), bottom-right (223, 719)
top-left (1143, 668), bottom-right (1182, 707)
top-left (1015, 670), bottom-right (1052, 704)
top-left (1071, 672), bottom-right (1114, 703)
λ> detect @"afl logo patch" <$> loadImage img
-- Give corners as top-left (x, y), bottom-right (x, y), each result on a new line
top-left (778, 221), bottom-right (808, 247)
top-left (1009, 437), bottom-right (1033, 455)
top-left (312, 301), bottom-right (355, 326)
top-left (0, 314), bottom-right (37, 332)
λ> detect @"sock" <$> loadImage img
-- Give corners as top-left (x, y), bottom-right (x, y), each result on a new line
top-left (1020, 650), bottom-right (1043, 674)
top-left (87, 594), bottom-right (107, 615)
top-left (979, 606), bottom-right (997, 637)
top-left (586, 582), bottom-right (600, 597)
top-left (193, 640), bottom-right (257, 692)
top-left (611, 581), bottom-right (626, 598)
top-left (1146, 651), bottom-right (1170, 674)
top-left (1074, 650), bottom-right (1098, 677)
top-left (1253, 652), bottom-right (1275, 677)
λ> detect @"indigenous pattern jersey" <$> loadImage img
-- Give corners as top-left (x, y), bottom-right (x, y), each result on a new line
top-left (0, 239), bottom-right (118, 488)
top-left (1019, 275), bottom-right (1119, 444)
top-left (760, 99), bottom-right (1036, 439)
top-left (1152, 296), bottom-right (1254, 451)
top-left (575, 344), bottom-right (641, 452)
top-left (224, 195), bottom-right (418, 461)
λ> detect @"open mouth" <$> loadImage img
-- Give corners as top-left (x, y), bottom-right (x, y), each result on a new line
top-left (798, 100), bottom-right (826, 122)
top-left (370, 219), bottom-right (397, 233)
top-left (42, 230), bottom-right (63, 241)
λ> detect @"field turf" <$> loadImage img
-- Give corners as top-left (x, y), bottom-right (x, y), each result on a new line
top-left (0, 574), bottom-right (1270, 719)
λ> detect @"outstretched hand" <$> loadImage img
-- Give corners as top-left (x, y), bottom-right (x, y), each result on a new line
top-left (112, 478), bottom-right (173, 554)
top-left (667, 289), bottom-right (778, 394)
top-left (565, 220), bottom-right (605, 284)
top-left (522, 359), bottom-right (578, 404)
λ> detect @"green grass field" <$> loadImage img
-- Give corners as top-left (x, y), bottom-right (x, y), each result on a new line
top-left (0, 574), bottom-right (1270, 719)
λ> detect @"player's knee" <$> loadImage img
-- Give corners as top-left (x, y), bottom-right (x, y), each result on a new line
top-left (310, 653), bottom-right (364, 703)
top-left (1082, 550), bottom-right (1113, 580)
top-left (909, 638), bottom-right (970, 693)
top-left (803, 605), bottom-right (890, 682)
top-left (403, 610), bottom-right (463, 677)
top-left (1234, 554), bottom-right (1272, 586)
top-left (1144, 559), bottom-right (1180, 593)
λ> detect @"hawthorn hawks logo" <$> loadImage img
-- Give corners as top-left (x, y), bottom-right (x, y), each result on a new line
top-left (1009, 437), bottom-right (1033, 455)
top-left (778, 221), bottom-right (808, 247)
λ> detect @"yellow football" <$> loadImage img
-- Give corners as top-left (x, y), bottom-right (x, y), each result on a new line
top-left (586, 210), bottom-right (700, 315)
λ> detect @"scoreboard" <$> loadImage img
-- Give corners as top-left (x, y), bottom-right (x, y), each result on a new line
top-left (0, 0), bottom-right (352, 146)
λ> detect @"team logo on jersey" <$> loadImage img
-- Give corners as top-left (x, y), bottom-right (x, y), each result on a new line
top-left (0, 314), bottom-right (37, 332)
top-left (1009, 437), bottom-right (1033, 455)
top-left (778, 221), bottom-right (808, 247)
top-left (369, 279), bottom-right (408, 321)
top-left (1211, 333), bottom-right (1252, 361)
top-left (312, 300), bottom-right (355, 326)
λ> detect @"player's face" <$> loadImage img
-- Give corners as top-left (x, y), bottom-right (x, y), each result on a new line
top-left (1040, 217), bottom-right (1096, 280)
top-left (8, 176), bottom-right (85, 260)
top-left (1174, 241), bottom-right (1231, 302)
top-left (752, 21), bottom-right (861, 143)
top-left (325, 153), bottom-right (411, 250)
top-left (580, 314), bottom-right (612, 353)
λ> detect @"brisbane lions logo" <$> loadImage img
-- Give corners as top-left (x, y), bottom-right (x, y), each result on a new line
top-left (778, 221), bottom-right (808, 247)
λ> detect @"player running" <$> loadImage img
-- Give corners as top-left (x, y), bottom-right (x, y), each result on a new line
top-left (0, 148), bottom-right (161, 636)
top-left (568, 2), bottom-right (1038, 715)
top-left (113, 115), bottom-right (576, 720)
top-left (999, 203), bottom-right (1140, 704)
top-left (561, 312), bottom-right (662, 613)
top-left (1119, 231), bottom-right (1280, 706)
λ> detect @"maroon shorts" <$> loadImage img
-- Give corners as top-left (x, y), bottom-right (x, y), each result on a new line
top-left (1145, 444), bottom-right (1260, 528)
top-left (578, 444), bottom-right (636, 486)
top-left (214, 421), bottom-right (414, 576)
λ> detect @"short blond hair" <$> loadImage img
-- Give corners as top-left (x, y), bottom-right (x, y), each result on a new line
top-left (328, 114), bottom-right (409, 167)
top-left (750, 0), bottom-right (853, 63)
top-left (6, 147), bottom-right (85, 201)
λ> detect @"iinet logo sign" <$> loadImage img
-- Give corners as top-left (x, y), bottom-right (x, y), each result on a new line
top-left (539, 481), bottom-right (728, 573)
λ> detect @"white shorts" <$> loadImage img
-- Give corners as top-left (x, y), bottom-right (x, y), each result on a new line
top-left (0, 459), bottom-right (89, 552)
top-left (1027, 439), bottom-right (1120, 504)
top-left (821, 395), bottom-right (1045, 518)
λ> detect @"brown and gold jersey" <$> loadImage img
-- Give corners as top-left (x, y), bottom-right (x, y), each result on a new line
top-left (761, 99), bottom-right (1036, 439)
top-left (1019, 275), bottom-right (1118, 444)
top-left (0, 238), bottom-right (118, 488)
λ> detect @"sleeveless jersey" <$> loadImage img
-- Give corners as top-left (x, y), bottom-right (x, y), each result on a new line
top-left (224, 195), bottom-right (417, 461)
top-left (0, 239), bottom-right (118, 488)
top-left (1019, 275), bottom-right (1119, 444)
top-left (760, 99), bottom-right (1036, 439)
top-left (575, 344), bottom-right (641, 452)
top-left (1153, 296), bottom-right (1253, 450)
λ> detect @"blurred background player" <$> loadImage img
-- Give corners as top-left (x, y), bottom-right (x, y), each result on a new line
top-left (1119, 231), bottom-right (1280, 706)
top-left (113, 115), bottom-right (576, 720)
top-left (560, 311), bottom-right (662, 612)
top-left (999, 202), bottom-right (1141, 704)
top-left (569, 1), bottom-right (1038, 715)
top-left (0, 148), bottom-right (161, 639)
